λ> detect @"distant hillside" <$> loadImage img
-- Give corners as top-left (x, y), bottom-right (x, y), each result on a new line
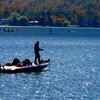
top-left (0, 0), bottom-right (100, 27)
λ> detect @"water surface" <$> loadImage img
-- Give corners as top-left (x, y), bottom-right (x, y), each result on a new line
top-left (0, 26), bottom-right (100, 100)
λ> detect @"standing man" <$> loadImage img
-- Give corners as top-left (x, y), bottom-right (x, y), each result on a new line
top-left (34, 41), bottom-right (43, 64)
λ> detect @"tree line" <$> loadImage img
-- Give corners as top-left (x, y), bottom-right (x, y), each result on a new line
top-left (0, 0), bottom-right (100, 27)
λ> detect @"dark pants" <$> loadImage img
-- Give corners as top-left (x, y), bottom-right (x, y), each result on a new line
top-left (34, 53), bottom-right (40, 64)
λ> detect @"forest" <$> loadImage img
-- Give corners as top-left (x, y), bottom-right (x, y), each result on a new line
top-left (0, 0), bottom-right (100, 27)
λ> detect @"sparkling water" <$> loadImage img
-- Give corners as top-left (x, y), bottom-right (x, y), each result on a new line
top-left (0, 26), bottom-right (100, 100)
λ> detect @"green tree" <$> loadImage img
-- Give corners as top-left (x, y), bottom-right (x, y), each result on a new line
top-left (92, 15), bottom-right (99, 27)
top-left (3, 10), bottom-right (9, 18)
top-left (9, 12), bottom-right (20, 25)
top-left (46, 11), bottom-right (54, 26)
top-left (63, 19), bottom-right (71, 27)
top-left (18, 16), bottom-right (28, 26)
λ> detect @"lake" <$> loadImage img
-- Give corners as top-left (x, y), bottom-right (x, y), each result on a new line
top-left (0, 26), bottom-right (100, 100)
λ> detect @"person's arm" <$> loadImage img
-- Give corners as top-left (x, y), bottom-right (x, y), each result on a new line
top-left (39, 48), bottom-right (43, 51)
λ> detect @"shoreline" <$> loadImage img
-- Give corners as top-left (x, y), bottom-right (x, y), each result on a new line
top-left (0, 25), bottom-right (100, 29)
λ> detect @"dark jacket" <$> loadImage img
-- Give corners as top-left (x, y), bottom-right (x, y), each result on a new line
top-left (34, 41), bottom-right (43, 54)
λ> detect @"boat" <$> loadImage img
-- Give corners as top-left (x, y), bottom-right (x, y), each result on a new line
top-left (0, 59), bottom-right (50, 73)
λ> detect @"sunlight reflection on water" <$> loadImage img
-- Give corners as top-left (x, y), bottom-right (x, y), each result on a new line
top-left (0, 27), bottom-right (100, 100)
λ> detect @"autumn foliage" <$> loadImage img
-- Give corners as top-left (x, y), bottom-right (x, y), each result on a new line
top-left (0, 0), bottom-right (100, 27)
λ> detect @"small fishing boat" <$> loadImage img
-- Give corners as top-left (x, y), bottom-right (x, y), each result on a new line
top-left (0, 59), bottom-right (50, 73)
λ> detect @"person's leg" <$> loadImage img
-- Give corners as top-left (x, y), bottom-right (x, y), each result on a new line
top-left (37, 54), bottom-right (41, 64)
top-left (34, 55), bottom-right (37, 64)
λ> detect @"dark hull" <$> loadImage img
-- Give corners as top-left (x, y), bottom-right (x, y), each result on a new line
top-left (0, 64), bottom-right (48, 74)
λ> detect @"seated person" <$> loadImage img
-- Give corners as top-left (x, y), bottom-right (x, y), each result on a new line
top-left (12, 58), bottom-right (21, 65)
top-left (22, 59), bottom-right (32, 66)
